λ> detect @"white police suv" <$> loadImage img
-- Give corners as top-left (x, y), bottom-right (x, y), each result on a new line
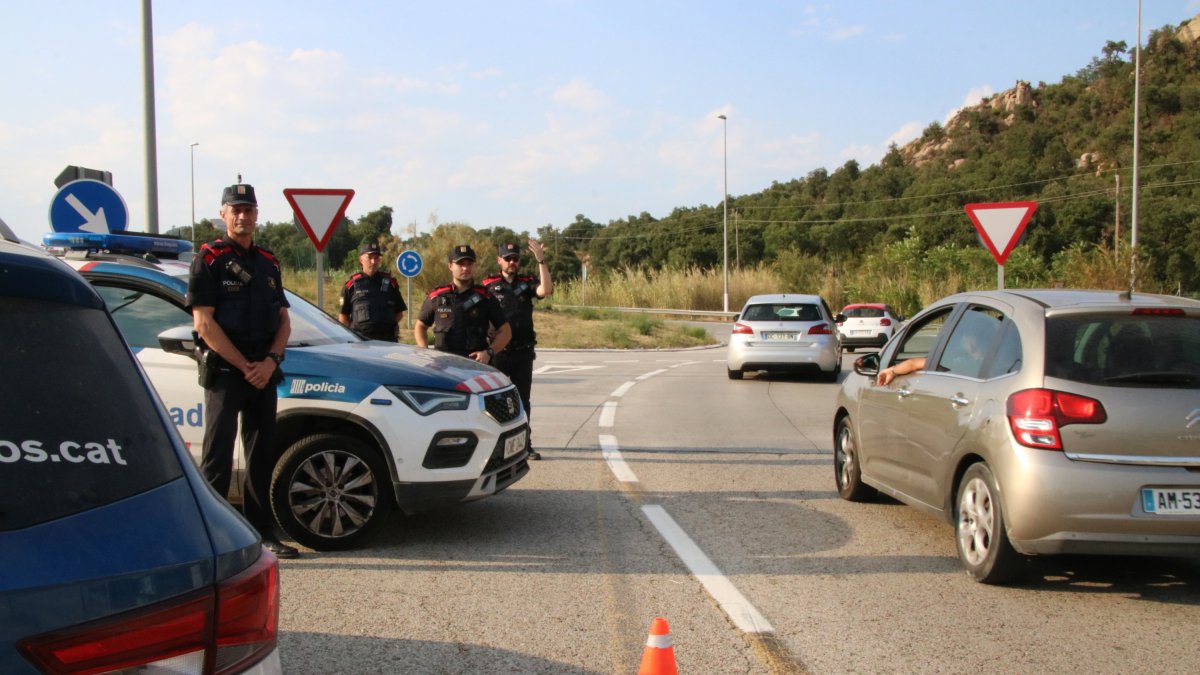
top-left (47, 231), bottom-right (530, 551)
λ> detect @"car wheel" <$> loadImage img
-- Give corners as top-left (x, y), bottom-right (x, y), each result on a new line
top-left (834, 416), bottom-right (875, 501)
top-left (727, 368), bottom-right (743, 380)
top-left (845, 346), bottom-right (855, 353)
top-left (955, 463), bottom-right (1023, 584)
top-left (271, 433), bottom-right (392, 551)
top-left (824, 353), bottom-right (843, 382)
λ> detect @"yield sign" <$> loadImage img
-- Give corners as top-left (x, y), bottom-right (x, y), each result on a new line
top-left (283, 188), bottom-right (355, 252)
top-left (964, 201), bottom-right (1038, 265)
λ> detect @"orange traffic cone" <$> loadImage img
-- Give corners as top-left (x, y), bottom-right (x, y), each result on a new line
top-left (637, 617), bottom-right (678, 675)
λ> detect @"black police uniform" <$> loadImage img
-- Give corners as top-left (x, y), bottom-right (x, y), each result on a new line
top-left (185, 233), bottom-right (288, 542)
top-left (482, 270), bottom-right (541, 421)
top-left (340, 271), bottom-right (406, 341)
top-left (418, 284), bottom-right (508, 357)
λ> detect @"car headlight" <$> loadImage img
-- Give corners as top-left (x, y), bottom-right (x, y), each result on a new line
top-left (386, 386), bottom-right (471, 415)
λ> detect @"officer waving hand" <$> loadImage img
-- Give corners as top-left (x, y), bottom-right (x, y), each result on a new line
top-left (483, 239), bottom-right (552, 459)
top-left (414, 245), bottom-right (511, 364)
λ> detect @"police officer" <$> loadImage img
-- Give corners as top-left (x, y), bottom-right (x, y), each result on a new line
top-left (483, 239), bottom-right (552, 460)
top-left (186, 181), bottom-right (298, 559)
top-left (414, 245), bottom-right (512, 364)
top-left (338, 242), bottom-right (406, 341)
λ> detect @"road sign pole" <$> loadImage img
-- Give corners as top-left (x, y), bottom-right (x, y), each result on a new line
top-left (316, 250), bottom-right (325, 311)
top-left (998, 263), bottom-right (1005, 290)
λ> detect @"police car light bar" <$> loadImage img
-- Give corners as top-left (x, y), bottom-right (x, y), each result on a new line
top-left (43, 231), bottom-right (194, 257)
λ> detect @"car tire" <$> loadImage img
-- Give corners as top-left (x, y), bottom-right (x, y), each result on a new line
top-left (824, 354), bottom-right (842, 382)
top-left (271, 433), bottom-right (392, 551)
top-left (834, 416), bottom-right (875, 501)
top-left (955, 462), bottom-right (1023, 584)
top-left (845, 346), bottom-right (855, 353)
top-left (727, 368), bottom-right (743, 380)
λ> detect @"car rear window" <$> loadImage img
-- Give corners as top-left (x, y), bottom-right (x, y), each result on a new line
top-left (1045, 313), bottom-right (1200, 387)
top-left (844, 307), bottom-right (884, 318)
top-left (743, 303), bottom-right (821, 322)
top-left (0, 298), bottom-right (184, 531)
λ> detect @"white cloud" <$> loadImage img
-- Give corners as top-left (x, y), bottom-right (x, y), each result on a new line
top-left (885, 121), bottom-right (923, 147)
top-left (552, 78), bottom-right (608, 112)
top-left (828, 24), bottom-right (867, 41)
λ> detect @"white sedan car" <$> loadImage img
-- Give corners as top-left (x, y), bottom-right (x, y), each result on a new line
top-left (727, 294), bottom-right (844, 381)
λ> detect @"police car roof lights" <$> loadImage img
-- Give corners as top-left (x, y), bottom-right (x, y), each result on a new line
top-left (43, 230), bottom-right (194, 259)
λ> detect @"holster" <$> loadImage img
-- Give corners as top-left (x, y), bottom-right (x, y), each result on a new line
top-left (197, 346), bottom-right (222, 389)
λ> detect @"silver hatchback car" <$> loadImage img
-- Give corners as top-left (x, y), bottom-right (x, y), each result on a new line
top-left (833, 289), bottom-right (1200, 583)
top-left (727, 294), bottom-right (843, 381)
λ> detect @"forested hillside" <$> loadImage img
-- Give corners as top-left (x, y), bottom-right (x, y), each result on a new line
top-left (178, 19), bottom-right (1200, 304)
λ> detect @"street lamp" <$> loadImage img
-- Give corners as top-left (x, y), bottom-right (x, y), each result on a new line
top-left (718, 114), bottom-right (729, 313)
top-left (189, 142), bottom-right (199, 235)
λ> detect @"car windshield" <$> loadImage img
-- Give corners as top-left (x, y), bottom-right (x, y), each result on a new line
top-left (1045, 313), bottom-right (1200, 387)
top-left (743, 303), bottom-right (821, 322)
top-left (284, 289), bottom-right (362, 347)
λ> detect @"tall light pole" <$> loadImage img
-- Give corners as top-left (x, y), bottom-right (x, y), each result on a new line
top-left (189, 142), bottom-right (199, 230)
top-left (718, 114), bottom-right (729, 313)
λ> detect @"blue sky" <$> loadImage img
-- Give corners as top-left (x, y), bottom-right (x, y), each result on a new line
top-left (2, 1), bottom-right (1196, 244)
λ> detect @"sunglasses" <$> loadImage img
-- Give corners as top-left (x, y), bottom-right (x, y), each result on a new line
top-left (502, 255), bottom-right (521, 263)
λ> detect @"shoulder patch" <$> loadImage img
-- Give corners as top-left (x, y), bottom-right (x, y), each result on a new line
top-left (345, 272), bottom-right (364, 288)
top-left (428, 284), bottom-right (454, 298)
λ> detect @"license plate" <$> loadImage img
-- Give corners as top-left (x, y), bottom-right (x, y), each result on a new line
top-left (1142, 488), bottom-right (1200, 515)
top-left (851, 329), bottom-right (871, 336)
top-left (503, 430), bottom-right (528, 459)
top-left (762, 332), bottom-right (800, 341)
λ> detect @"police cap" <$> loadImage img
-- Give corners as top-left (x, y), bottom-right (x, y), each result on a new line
top-left (449, 245), bottom-right (476, 262)
top-left (498, 242), bottom-right (520, 259)
top-left (221, 183), bottom-right (258, 206)
top-left (360, 242), bottom-right (382, 255)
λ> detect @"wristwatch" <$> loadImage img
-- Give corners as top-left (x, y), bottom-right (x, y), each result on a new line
top-left (268, 351), bottom-right (285, 365)
top-left (485, 347), bottom-right (495, 358)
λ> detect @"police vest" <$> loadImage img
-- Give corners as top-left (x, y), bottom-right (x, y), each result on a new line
top-left (345, 272), bottom-right (398, 331)
top-left (198, 239), bottom-right (283, 355)
top-left (483, 274), bottom-right (538, 349)
top-left (426, 285), bottom-right (493, 355)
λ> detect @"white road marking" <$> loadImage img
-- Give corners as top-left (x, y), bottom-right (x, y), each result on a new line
top-left (641, 505), bottom-right (775, 634)
top-left (533, 364), bottom-right (605, 375)
top-left (635, 369), bottom-right (668, 381)
top-left (598, 401), bottom-right (618, 428)
top-left (610, 381), bottom-right (636, 398)
top-left (600, 434), bottom-right (638, 482)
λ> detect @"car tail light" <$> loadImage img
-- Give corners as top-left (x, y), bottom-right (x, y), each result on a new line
top-left (808, 323), bottom-right (833, 335)
top-left (732, 322), bottom-right (754, 335)
top-left (879, 318), bottom-right (891, 326)
top-left (1006, 388), bottom-right (1107, 450)
top-left (19, 549), bottom-right (280, 675)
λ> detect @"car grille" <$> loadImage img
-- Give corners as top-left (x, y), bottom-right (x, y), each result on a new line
top-left (483, 388), bottom-right (522, 424)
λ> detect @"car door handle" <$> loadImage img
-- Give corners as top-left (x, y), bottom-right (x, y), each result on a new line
top-left (949, 394), bottom-right (970, 407)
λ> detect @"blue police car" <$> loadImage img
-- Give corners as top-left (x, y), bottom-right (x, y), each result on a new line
top-left (50, 232), bottom-right (530, 551)
top-left (1, 220), bottom-right (281, 674)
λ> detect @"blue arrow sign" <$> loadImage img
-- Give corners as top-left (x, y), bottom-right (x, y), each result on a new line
top-left (49, 179), bottom-right (129, 234)
top-left (396, 250), bottom-right (423, 278)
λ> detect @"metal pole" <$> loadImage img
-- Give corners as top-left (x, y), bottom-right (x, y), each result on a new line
top-left (718, 114), bottom-right (729, 313)
top-left (141, 0), bottom-right (160, 233)
top-left (1130, 0), bottom-right (1141, 291)
top-left (189, 142), bottom-right (199, 232)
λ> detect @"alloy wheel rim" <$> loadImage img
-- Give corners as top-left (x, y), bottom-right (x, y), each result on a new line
top-left (958, 477), bottom-right (994, 565)
top-left (288, 449), bottom-right (378, 539)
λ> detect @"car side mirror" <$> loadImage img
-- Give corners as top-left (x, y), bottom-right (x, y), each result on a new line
top-left (158, 324), bottom-right (198, 360)
top-left (853, 352), bottom-right (880, 377)
top-left (731, 313), bottom-right (740, 322)
top-left (834, 313), bottom-right (846, 323)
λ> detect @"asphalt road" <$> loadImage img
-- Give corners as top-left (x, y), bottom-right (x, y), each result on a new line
top-left (275, 344), bottom-right (1200, 674)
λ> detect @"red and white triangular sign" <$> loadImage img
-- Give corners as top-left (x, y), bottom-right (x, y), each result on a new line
top-left (283, 188), bottom-right (355, 253)
top-left (964, 201), bottom-right (1037, 265)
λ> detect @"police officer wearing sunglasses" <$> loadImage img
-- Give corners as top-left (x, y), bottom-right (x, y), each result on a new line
top-left (483, 239), bottom-right (552, 460)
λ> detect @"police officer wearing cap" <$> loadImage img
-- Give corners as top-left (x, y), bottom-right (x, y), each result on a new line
top-left (338, 242), bottom-right (406, 342)
top-left (483, 239), bottom-right (552, 460)
top-left (186, 180), bottom-right (298, 559)
top-left (414, 245), bottom-right (512, 364)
